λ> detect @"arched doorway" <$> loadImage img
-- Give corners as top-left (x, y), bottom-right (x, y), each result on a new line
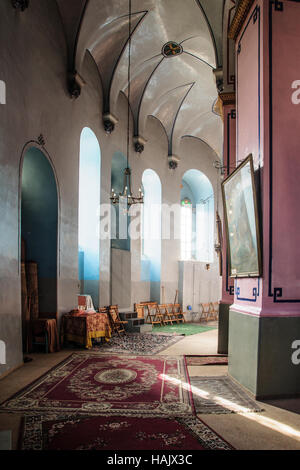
top-left (78, 128), bottom-right (101, 309)
top-left (21, 147), bottom-right (58, 349)
top-left (141, 169), bottom-right (162, 302)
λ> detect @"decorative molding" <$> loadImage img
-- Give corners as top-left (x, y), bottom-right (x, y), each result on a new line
top-left (168, 155), bottom-right (179, 170)
top-left (235, 279), bottom-right (260, 303)
top-left (133, 135), bottom-right (146, 154)
top-left (12, 0), bottom-right (29, 11)
top-left (228, 0), bottom-right (255, 40)
top-left (37, 134), bottom-right (45, 146)
top-left (213, 67), bottom-right (224, 93)
top-left (219, 92), bottom-right (236, 106)
top-left (67, 71), bottom-right (85, 100)
top-left (273, 1), bottom-right (283, 12)
top-left (103, 113), bottom-right (118, 134)
top-left (268, 1), bottom-right (299, 303)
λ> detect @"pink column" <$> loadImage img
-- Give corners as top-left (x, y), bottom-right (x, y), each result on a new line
top-left (233, 0), bottom-right (300, 318)
top-left (227, 0), bottom-right (300, 398)
top-left (217, 96), bottom-right (236, 354)
top-left (221, 100), bottom-right (236, 305)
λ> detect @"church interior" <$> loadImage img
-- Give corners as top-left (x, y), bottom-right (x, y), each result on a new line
top-left (0, 0), bottom-right (300, 452)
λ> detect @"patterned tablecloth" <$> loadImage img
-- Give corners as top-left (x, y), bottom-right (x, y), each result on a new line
top-left (61, 313), bottom-right (111, 349)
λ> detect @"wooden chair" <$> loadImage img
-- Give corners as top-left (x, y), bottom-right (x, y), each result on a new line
top-left (107, 305), bottom-right (127, 337)
top-left (171, 304), bottom-right (186, 323)
top-left (209, 302), bottom-right (219, 321)
top-left (30, 312), bottom-right (59, 353)
top-left (199, 303), bottom-right (211, 322)
top-left (157, 304), bottom-right (174, 325)
top-left (166, 304), bottom-right (179, 324)
top-left (134, 303), bottom-right (146, 319)
top-left (144, 302), bottom-right (162, 326)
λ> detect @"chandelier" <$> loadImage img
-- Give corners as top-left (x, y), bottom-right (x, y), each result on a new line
top-left (110, 0), bottom-right (143, 207)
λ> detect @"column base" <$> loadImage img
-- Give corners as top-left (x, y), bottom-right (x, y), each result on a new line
top-left (218, 302), bottom-right (232, 354)
top-left (229, 309), bottom-right (300, 399)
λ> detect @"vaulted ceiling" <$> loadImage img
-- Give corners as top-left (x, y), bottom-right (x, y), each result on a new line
top-left (56, 0), bottom-right (226, 160)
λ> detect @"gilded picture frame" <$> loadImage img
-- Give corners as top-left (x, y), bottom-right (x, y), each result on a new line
top-left (221, 154), bottom-right (262, 278)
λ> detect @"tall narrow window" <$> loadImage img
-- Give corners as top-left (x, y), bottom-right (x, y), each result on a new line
top-left (141, 169), bottom-right (162, 302)
top-left (78, 128), bottom-right (101, 309)
top-left (181, 170), bottom-right (214, 262)
top-left (181, 198), bottom-right (192, 260)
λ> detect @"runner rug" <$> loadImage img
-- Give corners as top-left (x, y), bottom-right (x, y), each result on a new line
top-left (189, 376), bottom-right (264, 415)
top-left (0, 353), bottom-right (192, 416)
top-left (93, 333), bottom-right (185, 355)
top-left (185, 355), bottom-right (228, 366)
top-left (19, 413), bottom-right (233, 450)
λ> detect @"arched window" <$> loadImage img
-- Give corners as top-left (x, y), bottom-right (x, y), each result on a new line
top-left (181, 198), bottom-right (192, 260)
top-left (111, 152), bottom-right (130, 251)
top-left (141, 169), bottom-right (162, 302)
top-left (181, 170), bottom-right (214, 263)
top-left (78, 128), bottom-right (101, 309)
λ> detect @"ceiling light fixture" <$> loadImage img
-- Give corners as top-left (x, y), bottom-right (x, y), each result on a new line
top-left (111, 0), bottom-right (143, 207)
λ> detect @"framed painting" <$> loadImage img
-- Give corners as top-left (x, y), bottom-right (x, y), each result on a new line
top-left (221, 154), bottom-right (262, 278)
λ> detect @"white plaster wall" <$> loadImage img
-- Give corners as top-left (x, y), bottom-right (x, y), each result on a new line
top-left (0, 1), bottom-right (223, 376)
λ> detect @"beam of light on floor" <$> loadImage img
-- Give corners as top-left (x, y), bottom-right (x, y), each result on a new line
top-left (159, 374), bottom-right (300, 442)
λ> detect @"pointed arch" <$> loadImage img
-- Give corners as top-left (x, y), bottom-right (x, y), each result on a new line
top-left (78, 127), bottom-right (101, 308)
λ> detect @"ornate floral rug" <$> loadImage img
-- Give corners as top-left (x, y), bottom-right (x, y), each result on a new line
top-left (93, 332), bottom-right (185, 355)
top-left (19, 413), bottom-right (233, 450)
top-left (0, 353), bottom-right (192, 416)
top-left (185, 355), bottom-right (228, 366)
top-left (189, 376), bottom-right (264, 415)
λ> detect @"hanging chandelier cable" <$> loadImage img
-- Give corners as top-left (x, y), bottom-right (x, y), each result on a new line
top-left (111, 0), bottom-right (143, 207)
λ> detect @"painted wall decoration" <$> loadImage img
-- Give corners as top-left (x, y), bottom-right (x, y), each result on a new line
top-left (222, 154), bottom-right (261, 278)
top-left (162, 41), bottom-right (183, 57)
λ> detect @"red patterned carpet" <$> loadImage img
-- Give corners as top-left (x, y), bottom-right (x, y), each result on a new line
top-left (0, 353), bottom-right (192, 416)
top-left (19, 413), bottom-right (233, 450)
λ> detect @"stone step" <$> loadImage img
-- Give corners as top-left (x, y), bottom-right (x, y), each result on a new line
top-left (119, 312), bottom-right (138, 321)
top-left (127, 323), bottom-right (153, 334)
top-left (124, 318), bottom-right (145, 331)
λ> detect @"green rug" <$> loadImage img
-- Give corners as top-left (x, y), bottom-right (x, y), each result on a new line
top-left (153, 324), bottom-right (216, 336)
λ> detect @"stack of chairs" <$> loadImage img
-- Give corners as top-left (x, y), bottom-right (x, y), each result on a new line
top-left (170, 303), bottom-right (186, 323)
top-left (199, 303), bottom-right (211, 322)
top-left (107, 305), bottom-right (128, 337)
top-left (143, 302), bottom-right (162, 326)
top-left (157, 304), bottom-right (174, 325)
top-left (135, 301), bottom-right (186, 327)
top-left (209, 302), bottom-right (219, 321)
top-left (199, 302), bottom-right (219, 322)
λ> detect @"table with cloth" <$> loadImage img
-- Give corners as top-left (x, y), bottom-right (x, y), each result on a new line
top-left (60, 312), bottom-right (111, 349)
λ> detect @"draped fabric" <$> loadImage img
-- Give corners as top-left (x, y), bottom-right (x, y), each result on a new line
top-left (61, 313), bottom-right (111, 349)
top-left (29, 318), bottom-right (60, 353)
